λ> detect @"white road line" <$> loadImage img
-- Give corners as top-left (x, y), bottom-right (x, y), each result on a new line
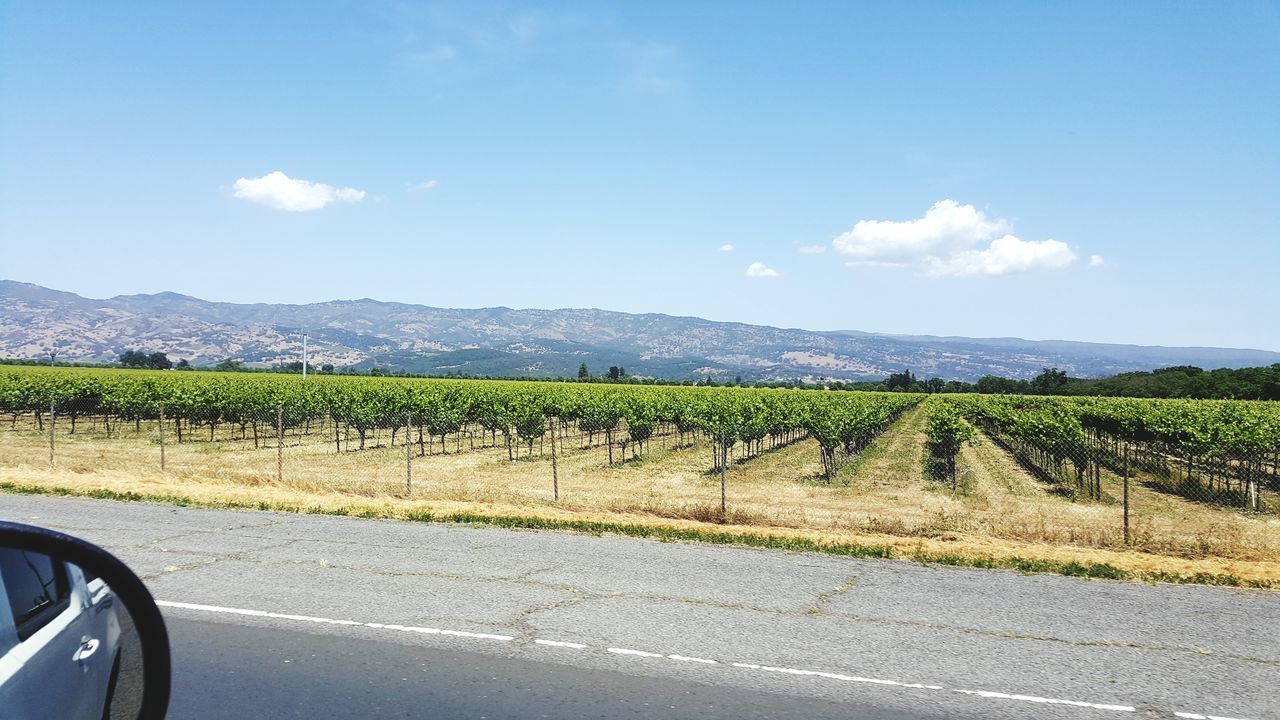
top-left (954, 689), bottom-right (1134, 712)
top-left (536, 639), bottom-right (588, 649)
top-left (157, 600), bottom-right (1255, 720)
top-left (733, 662), bottom-right (907, 687)
top-left (668, 654), bottom-right (717, 664)
top-left (156, 601), bottom-right (513, 642)
top-left (607, 647), bottom-right (664, 658)
top-left (157, 601), bottom-right (363, 626)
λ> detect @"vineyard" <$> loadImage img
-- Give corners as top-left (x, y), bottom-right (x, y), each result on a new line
top-left (948, 394), bottom-right (1280, 512)
top-left (1, 366), bottom-right (1279, 583)
top-left (0, 366), bottom-right (917, 484)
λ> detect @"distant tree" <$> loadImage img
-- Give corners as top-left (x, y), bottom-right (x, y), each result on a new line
top-left (321, 363), bottom-right (335, 373)
top-left (578, 363), bottom-right (590, 378)
top-left (1156, 365), bottom-right (1204, 376)
top-left (886, 369), bottom-right (916, 392)
top-left (733, 375), bottom-right (743, 386)
top-left (175, 359), bottom-right (191, 370)
top-left (1262, 374), bottom-right (1280, 401)
top-left (973, 375), bottom-right (1019, 394)
top-left (214, 358), bottom-right (245, 372)
top-left (608, 366), bottom-right (621, 380)
top-left (369, 367), bottom-right (384, 376)
top-left (1031, 367), bottom-right (1070, 394)
top-left (119, 350), bottom-right (172, 369)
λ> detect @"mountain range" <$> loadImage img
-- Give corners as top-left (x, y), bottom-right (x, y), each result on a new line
top-left (2, 280), bottom-right (1277, 382)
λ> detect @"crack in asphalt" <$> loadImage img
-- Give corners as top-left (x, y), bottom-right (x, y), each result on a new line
top-left (226, 556), bottom-right (597, 597)
top-left (798, 609), bottom-right (1280, 667)
top-left (509, 593), bottom-right (594, 643)
top-left (806, 573), bottom-right (860, 615)
top-left (113, 519), bottom-right (294, 549)
top-left (149, 528), bottom-right (518, 556)
top-left (136, 538), bottom-right (301, 580)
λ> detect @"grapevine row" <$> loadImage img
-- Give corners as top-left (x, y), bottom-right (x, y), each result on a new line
top-left (946, 394), bottom-right (1280, 510)
top-left (0, 367), bottom-right (921, 475)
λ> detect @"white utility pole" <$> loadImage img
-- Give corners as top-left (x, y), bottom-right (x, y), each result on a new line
top-left (302, 333), bottom-right (309, 380)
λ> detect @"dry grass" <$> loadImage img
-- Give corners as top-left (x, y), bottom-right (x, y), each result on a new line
top-left (802, 409), bottom-right (1280, 562)
top-left (2, 410), bottom-right (1278, 585)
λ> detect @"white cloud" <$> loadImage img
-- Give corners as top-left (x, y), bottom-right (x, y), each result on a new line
top-left (407, 180), bottom-right (439, 192)
top-left (719, 244), bottom-right (734, 252)
top-left (834, 199), bottom-right (1009, 261)
top-left (833, 200), bottom-right (1077, 277)
top-left (232, 171), bottom-right (365, 212)
top-left (745, 262), bottom-right (779, 278)
top-left (797, 244), bottom-right (826, 255)
top-left (924, 236), bottom-right (1077, 277)
top-left (1089, 254), bottom-right (1105, 267)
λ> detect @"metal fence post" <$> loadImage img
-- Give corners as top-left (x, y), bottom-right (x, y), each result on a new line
top-left (1123, 444), bottom-right (1131, 544)
top-left (48, 399), bottom-right (55, 467)
top-left (159, 405), bottom-right (166, 472)
top-left (1248, 460), bottom-right (1258, 512)
top-left (719, 432), bottom-right (727, 515)
top-left (548, 416), bottom-right (559, 501)
top-left (276, 406), bottom-right (284, 484)
top-left (405, 412), bottom-right (412, 496)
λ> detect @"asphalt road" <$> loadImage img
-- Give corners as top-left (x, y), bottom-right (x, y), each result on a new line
top-left (164, 616), bottom-right (929, 719)
top-left (2, 495), bottom-right (1277, 720)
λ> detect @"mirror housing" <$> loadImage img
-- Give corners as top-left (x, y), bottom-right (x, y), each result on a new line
top-left (0, 521), bottom-right (171, 719)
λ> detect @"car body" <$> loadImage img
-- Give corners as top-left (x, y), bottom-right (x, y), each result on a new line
top-left (0, 548), bottom-right (123, 719)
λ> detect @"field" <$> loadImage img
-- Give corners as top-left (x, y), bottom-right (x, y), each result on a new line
top-left (1, 366), bottom-right (1278, 586)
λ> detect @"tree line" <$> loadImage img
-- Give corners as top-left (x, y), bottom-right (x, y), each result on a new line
top-left (835, 365), bottom-right (1280, 401)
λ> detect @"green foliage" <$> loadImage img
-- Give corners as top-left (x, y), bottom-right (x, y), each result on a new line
top-left (119, 350), bottom-right (172, 370)
top-left (0, 367), bottom-right (918, 465)
top-left (947, 393), bottom-right (1280, 461)
top-left (802, 393), bottom-right (919, 481)
top-left (885, 369), bottom-right (916, 391)
top-left (974, 364), bottom-right (1280, 401)
top-left (924, 400), bottom-right (975, 488)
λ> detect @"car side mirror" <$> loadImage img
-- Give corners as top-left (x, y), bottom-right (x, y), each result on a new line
top-left (0, 521), bottom-right (170, 720)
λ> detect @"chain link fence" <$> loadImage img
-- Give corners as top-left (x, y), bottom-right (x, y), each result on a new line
top-left (971, 417), bottom-right (1278, 547)
top-left (4, 397), bottom-right (740, 502)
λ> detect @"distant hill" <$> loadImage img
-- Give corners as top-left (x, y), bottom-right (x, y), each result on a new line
top-left (2, 279), bottom-right (1278, 382)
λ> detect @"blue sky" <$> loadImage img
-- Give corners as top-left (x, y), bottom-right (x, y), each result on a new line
top-left (2, 1), bottom-right (1277, 350)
